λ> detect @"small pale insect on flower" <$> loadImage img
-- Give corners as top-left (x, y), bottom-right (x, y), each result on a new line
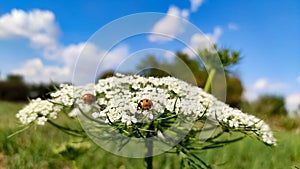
top-left (81, 93), bottom-right (95, 104)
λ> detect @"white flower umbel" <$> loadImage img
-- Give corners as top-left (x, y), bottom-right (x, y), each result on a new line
top-left (16, 98), bottom-right (62, 125)
top-left (16, 74), bottom-right (276, 146)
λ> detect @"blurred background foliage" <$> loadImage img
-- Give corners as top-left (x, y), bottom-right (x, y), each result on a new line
top-left (0, 74), bottom-right (58, 101)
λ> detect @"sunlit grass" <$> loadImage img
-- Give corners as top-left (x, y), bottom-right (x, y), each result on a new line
top-left (0, 101), bottom-right (299, 168)
top-left (202, 132), bottom-right (300, 169)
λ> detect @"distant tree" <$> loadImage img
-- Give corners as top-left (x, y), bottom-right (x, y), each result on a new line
top-left (297, 103), bottom-right (300, 116)
top-left (136, 55), bottom-right (170, 77)
top-left (226, 75), bottom-right (243, 108)
top-left (249, 95), bottom-right (288, 117)
top-left (98, 70), bottom-right (115, 79)
top-left (199, 44), bottom-right (241, 73)
top-left (174, 52), bottom-right (207, 87)
top-left (136, 55), bottom-right (160, 69)
top-left (0, 74), bottom-right (28, 101)
top-left (6, 74), bottom-right (24, 83)
top-left (137, 68), bottom-right (170, 77)
top-left (136, 53), bottom-right (208, 87)
top-left (28, 83), bottom-right (58, 99)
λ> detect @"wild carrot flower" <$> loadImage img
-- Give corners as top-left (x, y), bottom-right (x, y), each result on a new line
top-left (16, 74), bottom-right (276, 146)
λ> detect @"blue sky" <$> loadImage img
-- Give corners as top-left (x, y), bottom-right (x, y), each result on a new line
top-left (0, 0), bottom-right (299, 113)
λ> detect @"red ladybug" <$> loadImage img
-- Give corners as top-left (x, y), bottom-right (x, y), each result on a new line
top-left (81, 93), bottom-right (95, 104)
top-left (137, 99), bottom-right (153, 110)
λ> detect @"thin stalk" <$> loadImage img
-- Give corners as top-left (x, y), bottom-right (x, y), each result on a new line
top-left (145, 121), bottom-right (154, 169)
top-left (72, 160), bottom-right (78, 169)
top-left (204, 69), bottom-right (216, 93)
top-left (7, 124), bottom-right (33, 138)
top-left (48, 120), bottom-right (85, 137)
top-left (145, 142), bottom-right (153, 169)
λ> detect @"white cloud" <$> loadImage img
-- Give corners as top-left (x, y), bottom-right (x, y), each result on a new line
top-left (208, 26), bottom-right (222, 43)
top-left (242, 89), bottom-right (259, 102)
top-left (253, 78), bottom-right (268, 90)
top-left (190, 0), bottom-right (204, 12)
top-left (12, 42), bottom-right (130, 84)
top-left (148, 6), bottom-right (189, 42)
top-left (1, 9), bottom-right (130, 84)
top-left (163, 50), bottom-right (176, 60)
top-left (12, 42), bottom-right (88, 84)
top-left (183, 33), bottom-right (210, 55)
top-left (183, 26), bottom-right (222, 57)
top-left (0, 9), bottom-right (59, 50)
top-left (285, 93), bottom-right (300, 115)
top-left (228, 23), bottom-right (239, 31)
top-left (243, 78), bottom-right (290, 102)
top-left (268, 83), bottom-right (289, 91)
top-left (297, 76), bottom-right (300, 84)
top-left (13, 58), bottom-right (70, 83)
top-left (253, 78), bottom-right (288, 91)
top-left (66, 44), bottom-right (130, 85)
top-left (101, 46), bottom-right (130, 70)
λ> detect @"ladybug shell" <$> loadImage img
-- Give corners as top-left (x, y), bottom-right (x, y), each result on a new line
top-left (81, 93), bottom-right (95, 104)
top-left (137, 99), bottom-right (153, 109)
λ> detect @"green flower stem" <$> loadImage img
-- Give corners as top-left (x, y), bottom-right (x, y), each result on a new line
top-left (7, 124), bottom-right (33, 138)
top-left (72, 160), bottom-right (78, 169)
top-left (48, 120), bottom-right (86, 137)
top-left (145, 122), bottom-right (154, 169)
top-left (178, 144), bottom-right (211, 168)
top-left (204, 69), bottom-right (216, 93)
top-left (145, 143), bottom-right (153, 169)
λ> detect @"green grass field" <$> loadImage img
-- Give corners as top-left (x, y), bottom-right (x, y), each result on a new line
top-left (0, 101), bottom-right (300, 169)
